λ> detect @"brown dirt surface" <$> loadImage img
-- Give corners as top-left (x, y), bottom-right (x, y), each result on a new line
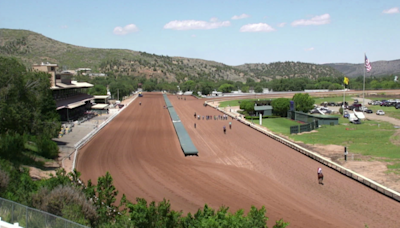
top-left (76, 93), bottom-right (400, 228)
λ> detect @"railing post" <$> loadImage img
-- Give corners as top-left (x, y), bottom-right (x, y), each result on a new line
top-left (12, 203), bottom-right (14, 223)
top-left (26, 207), bottom-right (28, 228)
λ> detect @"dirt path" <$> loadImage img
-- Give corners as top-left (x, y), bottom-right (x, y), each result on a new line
top-left (76, 93), bottom-right (400, 228)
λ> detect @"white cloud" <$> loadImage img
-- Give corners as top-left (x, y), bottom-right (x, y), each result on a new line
top-left (277, 22), bottom-right (286, 27)
top-left (60, 25), bottom-right (68, 29)
top-left (304, 47), bottom-right (315, 51)
top-left (191, 34), bottom-right (196, 37)
top-left (113, 24), bottom-right (139, 35)
top-left (163, 19), bottom-right (231, 30)
top-left (240, 23), bottom-right (275, 32)
top-left (291, 14), bottom-right (331, 26)
top-left (231, 14), bottom-right (250, 20)
top-left (210, 17), bottom-right (219, 22)
top-left (383, 7), bottom-right (399, 14)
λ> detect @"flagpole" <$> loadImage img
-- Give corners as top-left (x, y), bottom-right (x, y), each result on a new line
top-left (343, 83), bottom-right (345, 110)
top-left (363, 53), bottom-right (366, 113)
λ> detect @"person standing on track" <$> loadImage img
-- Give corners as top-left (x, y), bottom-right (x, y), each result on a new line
top-left (139, 101), bottom-right (141, 106)
top-left (194, 123), bottom-right (196, 129)
top-left (317, 167), bottom-right (323, 185)
top-left (229, 121), bottom-right (232, 129)
top-left (223, 126), bottom-right (226, 134)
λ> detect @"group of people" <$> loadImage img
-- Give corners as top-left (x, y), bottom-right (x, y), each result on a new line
top-left (194, 113), bottom-right (231, 121)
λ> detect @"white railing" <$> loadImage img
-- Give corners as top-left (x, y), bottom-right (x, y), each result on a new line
top-left (71, 95), bottom-right (138, 170)
top-left (0, 218), bottom-right (22, 228)
top-left (206, 101), bottom-right (400, 202)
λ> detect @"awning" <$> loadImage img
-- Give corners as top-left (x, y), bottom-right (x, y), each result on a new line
top-left (91, 104), bottom-right (109, 109)
top-left (94, 95), bottom-right (110, 99)
top-left (67, 102), bottom-right (86, 109)
top-left (56, 82), bottom-right (79, 88)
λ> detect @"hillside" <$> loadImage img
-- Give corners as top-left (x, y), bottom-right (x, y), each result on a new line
top-left (324, 60), bottom-right (400, 77)
top-left (0, 28), bottom-right (346, 82)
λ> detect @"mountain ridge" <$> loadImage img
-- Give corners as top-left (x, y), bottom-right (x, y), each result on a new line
top-left (1, 28), bottom-right (399, 81)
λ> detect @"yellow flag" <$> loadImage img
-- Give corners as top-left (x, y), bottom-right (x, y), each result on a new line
top-left (343, 77), bottom-right (349, 85)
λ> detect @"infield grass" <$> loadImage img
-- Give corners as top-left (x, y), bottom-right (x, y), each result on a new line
top-left (261, 118), bottom-right (301, 135)
top-left (262, 116), bottom-right (400, 159)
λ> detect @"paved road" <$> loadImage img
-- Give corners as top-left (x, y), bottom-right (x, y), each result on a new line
top-left (76, 93), bottom-right (400, 228)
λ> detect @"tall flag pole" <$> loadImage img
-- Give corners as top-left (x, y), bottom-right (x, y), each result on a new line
top-left (343, 77), bottom-right (349, 110)
top-left (363, 54), bottom-right (372, 112)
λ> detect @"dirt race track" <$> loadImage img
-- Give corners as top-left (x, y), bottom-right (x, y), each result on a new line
top-left (77, 93), bottom-right (400, 228)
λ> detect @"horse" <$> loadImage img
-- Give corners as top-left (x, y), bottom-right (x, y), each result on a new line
top-left (318, 173), bottom-right (324, 185)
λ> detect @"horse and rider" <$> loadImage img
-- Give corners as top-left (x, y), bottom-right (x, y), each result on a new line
top-left (317, 167), bottom-right (324, 185)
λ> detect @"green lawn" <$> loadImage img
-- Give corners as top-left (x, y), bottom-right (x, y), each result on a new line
top-left (257, 117), bottom-right (400, 160)
top-left (261, 118), bottom-right (301, 135)
top-left (290, 118), bottom-right (400, 159)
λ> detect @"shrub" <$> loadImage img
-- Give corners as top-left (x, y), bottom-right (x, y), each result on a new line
top-left (36, 137), bottom-right (59, 159)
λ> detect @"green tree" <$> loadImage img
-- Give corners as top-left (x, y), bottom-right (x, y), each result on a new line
top-left (218, 83), bottom-right (235, 93)
top-left (254, 85), bottom-right (263, 93)
top-left (272, 98), bottom-right (290, 117)
top-left (292, 93), bottom-right (314, 113)
top-left (88, 84), bottom-right (107, 95)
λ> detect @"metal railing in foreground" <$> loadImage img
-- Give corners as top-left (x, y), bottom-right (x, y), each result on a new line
top-left (206, 101), bottom-right (400, 203)
top-left (0, 197), bottom-right (88, 228)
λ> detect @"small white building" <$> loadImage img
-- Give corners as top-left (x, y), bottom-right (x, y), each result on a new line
top-left (211, 91), bottom-right (223, 96)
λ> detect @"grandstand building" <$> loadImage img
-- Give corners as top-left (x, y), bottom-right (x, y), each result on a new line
top-left (32, 62), bottom-right (94, 122)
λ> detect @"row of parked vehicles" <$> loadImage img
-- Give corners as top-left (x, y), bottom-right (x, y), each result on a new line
top-left (368, 99), bottom-right (400, 109)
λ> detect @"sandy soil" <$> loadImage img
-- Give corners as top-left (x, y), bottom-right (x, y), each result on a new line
top-left (76, 93), bottom-right (400, 228)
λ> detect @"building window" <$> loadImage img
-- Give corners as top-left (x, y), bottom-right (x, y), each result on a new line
top-left (51, 67), bottom-right (55, 71)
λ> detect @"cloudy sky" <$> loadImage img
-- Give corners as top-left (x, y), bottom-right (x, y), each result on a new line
top-left (0, 0), bottom-right (399, 66)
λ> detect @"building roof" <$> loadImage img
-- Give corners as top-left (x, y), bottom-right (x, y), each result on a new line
top-left (254, 105), bottom-right (273, 111)
top-left (56, 82), bottom-right (93, 89)
top-left (72, 82), bottom-right (93, 88)
top-left (76, 68), bottom-right (91, 71)
top-left (91, 104), bottom-right (109, 109)
top-left (33, 62), bottom-right (58, 67)
top-left (94, 95), bottom-right (110, 99)
top-left (56, 94), bottom-right (93, 110)
top-left (67, 102), bottom-right (85, 109)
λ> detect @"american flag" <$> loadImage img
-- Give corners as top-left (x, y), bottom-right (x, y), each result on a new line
top-left (365, 55), bottom-right (372, 72)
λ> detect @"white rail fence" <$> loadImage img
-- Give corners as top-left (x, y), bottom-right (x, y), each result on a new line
top-left (72, 95), bottom-right (138, 170)
top-left (206, 100), bottom-right (400, 202)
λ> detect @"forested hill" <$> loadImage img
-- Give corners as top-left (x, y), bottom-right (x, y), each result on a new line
top-left (0, 28), bottom-right (346, 82)
top-left (324, 60), bottom-right (400, 78)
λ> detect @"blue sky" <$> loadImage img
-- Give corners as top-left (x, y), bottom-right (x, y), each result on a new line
top-left (1, 0), bottom-right (399, 66)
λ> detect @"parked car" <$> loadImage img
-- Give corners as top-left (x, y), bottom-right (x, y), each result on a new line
top-left (396, 104), bottom-right (400, 109)
top-left (365, 109), bottom-right (373, 114)
top-left (376, 110), bottom-right (385, 115)
top-left (343, 111), bottom-right (350, 118)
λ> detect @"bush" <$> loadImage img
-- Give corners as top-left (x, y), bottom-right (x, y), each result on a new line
top-left (339, 107), bottom-right (343, 115)
top-left (36, 137), bottom-right (59, 159)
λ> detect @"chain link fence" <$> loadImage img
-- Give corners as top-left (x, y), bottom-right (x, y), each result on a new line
top-left (0, 197), bottom-right (88, 228)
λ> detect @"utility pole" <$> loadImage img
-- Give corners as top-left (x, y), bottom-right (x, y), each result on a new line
top-left (117, 89), bottom-right (119, 101)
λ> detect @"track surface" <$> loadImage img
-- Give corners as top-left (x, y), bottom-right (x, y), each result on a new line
top-left (77, 93), bottom-right (400, 227)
